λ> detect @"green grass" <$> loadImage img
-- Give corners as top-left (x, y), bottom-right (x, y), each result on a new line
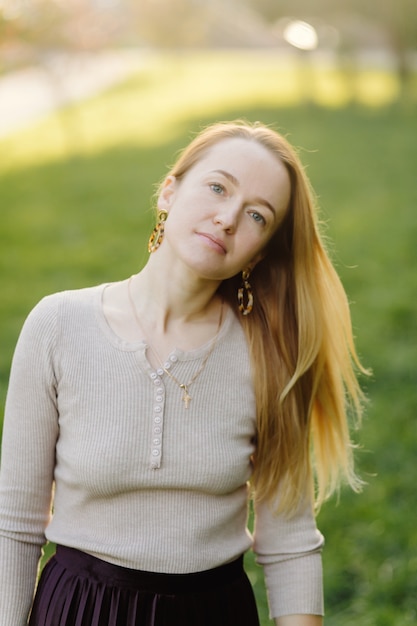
top-left (1, 52), bottom-right (416, 624)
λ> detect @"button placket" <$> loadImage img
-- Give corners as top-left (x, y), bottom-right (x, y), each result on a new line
top-left (149, 374), bottom-right (165, 469)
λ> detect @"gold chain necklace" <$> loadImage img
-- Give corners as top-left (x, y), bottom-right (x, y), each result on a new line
top-left (127, 276), bottom-right (224, 409)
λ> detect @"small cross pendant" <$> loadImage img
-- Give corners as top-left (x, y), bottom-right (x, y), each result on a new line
top-left (180, 384), bottom-right (192, 409)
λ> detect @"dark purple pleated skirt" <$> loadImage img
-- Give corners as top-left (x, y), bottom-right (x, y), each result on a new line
top-left (29, 546), bottom-right (260, 626)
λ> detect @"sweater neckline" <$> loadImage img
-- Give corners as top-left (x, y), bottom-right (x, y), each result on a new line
top-left (94, 282), bottom-right (236, 361)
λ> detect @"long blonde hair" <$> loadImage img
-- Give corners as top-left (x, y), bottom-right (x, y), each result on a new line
top-left (160, 120), bottom-right (368, 513)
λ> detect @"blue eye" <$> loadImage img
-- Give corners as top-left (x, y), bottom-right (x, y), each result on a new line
top-left (210, 183), bottom-right (224, 194)
top-left (250, 211), bottom-right (266, 225)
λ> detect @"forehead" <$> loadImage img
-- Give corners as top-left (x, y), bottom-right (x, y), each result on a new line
top-left (194, 136), bottom-right (282, 170)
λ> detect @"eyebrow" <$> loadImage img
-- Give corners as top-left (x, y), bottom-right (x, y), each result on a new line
top-left (212, 169), bottom-right (276, 215)
top-left (213, 169), bottom-right (239, 186)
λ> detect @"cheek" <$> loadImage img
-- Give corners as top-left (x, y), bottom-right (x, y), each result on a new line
top-left (240, 224), bottom-right (271, 250)
top-left (164, 205), bottom-right (194, 242)
top-left (167, 193), bottom-right (209, 228)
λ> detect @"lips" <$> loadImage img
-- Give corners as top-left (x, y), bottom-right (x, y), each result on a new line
top-left (196, 232), bottom-right (227, 254)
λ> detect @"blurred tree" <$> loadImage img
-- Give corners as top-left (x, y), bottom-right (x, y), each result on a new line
top-left (0, 0), bottom-right (274, 56)
top-left (1, 0), bottom-right (416, 90)
top-left (377, 0), bottom-right (417, 82)
top-left (0, 0), bottom-right (128, 68)
top-left (247, 0), bottom-right (417, 86)
top-left (127, 0), bottom-right (274, 48)
top-left (128, 0), bottom-right (205, 48)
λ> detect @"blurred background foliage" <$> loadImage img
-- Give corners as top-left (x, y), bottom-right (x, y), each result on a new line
top-left (1, 0), bottom-right (416, 85)
top-left (0, 1), bottom-right (416, 625)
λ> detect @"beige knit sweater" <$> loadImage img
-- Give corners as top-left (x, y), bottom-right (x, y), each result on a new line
top-left (0, 285), bottom-right (324, 624)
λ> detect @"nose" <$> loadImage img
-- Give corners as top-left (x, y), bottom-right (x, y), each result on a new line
top-left (213, 202), bottom-right (240, 233)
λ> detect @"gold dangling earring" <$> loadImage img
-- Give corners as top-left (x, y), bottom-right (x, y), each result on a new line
top-left (148, 210), bottom-right (168, 253)
top-left (238, 269), bottom-right (254, 315)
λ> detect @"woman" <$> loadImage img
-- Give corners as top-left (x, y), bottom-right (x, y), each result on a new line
top-left (0, 120), bottom-right (366, 625)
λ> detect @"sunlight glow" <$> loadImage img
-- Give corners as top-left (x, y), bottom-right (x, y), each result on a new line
top-left (0, 53), bottom-right (404, 173)
top-left (283, 20), bottom-right (318, 51)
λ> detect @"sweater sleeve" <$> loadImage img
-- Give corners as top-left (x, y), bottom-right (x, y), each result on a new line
top-left (253, 491), bottom-right (324, 619)
top-left (0, 296), bottom-right (59, 626)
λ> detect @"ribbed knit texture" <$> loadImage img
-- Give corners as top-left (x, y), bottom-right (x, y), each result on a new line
top-left (0, 285), bottom-right (324, 624)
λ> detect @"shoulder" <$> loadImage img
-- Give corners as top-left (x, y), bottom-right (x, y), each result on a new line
top-left (220, 306), bottom-right (250, 354)
top-left (20, 284), bottom-right (106, 341)
top-left (29, 284), bottom-right (105, 318)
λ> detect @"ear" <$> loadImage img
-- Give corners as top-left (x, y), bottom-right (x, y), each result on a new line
top-left (157, 176), bottom-right (176, 212)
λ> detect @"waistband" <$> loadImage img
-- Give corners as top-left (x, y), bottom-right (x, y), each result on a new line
top-left (54, 545), bottom-right (245, 594)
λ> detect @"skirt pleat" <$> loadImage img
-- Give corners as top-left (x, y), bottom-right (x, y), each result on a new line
top-left (29, 546), bottom-right (260, 626)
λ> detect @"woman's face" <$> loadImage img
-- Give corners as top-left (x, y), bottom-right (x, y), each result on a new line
top-left (158, 137), bottom-right (291, 281)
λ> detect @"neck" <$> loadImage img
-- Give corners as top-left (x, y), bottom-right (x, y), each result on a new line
top-left (127, 267), bottom-right (225, 410)
top-left (132, 255), bottom-right (222, 333)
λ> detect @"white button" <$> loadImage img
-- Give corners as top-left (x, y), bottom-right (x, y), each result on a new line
top-left (154, 406), bottom-right (162, 413)
top-left (151, 372), bottom-right (157, 380)
top-left (153, 438), bottom-right (160, 445)
top-left (164, 362), bottom-right (171, 369)
top-left (154, 378), bottom-right (161, 385)
top-left (155, 395), bottom-right (163, 402)
top-left (157, 368), bottom-right (164, 376)
top-left (154, 417), bottom-right (161, 424)
top-left (170, 355), bottom-right (178, 362)
top-left (156, 387), bottom-right (164, 393)
top-left (152, 449), bottom-right (160, 456)
top-left (154, 426), bottom-right (161, 434)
